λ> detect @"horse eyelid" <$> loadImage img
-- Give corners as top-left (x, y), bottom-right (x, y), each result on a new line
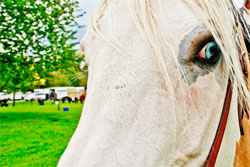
top-left (187, 30), bottom-right (214, 61)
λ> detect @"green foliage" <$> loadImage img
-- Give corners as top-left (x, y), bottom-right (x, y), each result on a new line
top-left (46, 58), bottom-right (88, 87)
top-left (0, 101), bottom-right (83, 167)
top-left (0, 0), bottom-right (85, 93)
top-left (47, 70), bottom-right (88, 87)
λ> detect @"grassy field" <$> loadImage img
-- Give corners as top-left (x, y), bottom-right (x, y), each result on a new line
top-left (0, 101), bottom-right (83, 167)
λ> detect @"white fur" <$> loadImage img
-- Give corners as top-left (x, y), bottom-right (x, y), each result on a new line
top-left (58, 0), bottom-right (244, 166)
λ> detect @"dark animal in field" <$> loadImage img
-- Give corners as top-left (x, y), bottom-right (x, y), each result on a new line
top-left (0, 99), bottom-right (8, 107)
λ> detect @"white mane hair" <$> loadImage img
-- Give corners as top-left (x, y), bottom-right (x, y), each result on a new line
top-left (88, 0), bottom-right (250, 115)
top-left (58, 0), bottom-right (250, 166)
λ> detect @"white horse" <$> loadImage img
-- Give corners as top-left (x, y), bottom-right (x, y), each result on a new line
top-left (58, 0), bottom-right (250, 166)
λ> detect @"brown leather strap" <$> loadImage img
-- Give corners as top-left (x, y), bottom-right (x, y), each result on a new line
top-left (203, 3), bottom-right (250, 166)
top-left (204, 79), bottom-right (233, 167)
top-left (204, 24), bottom-right (250, 167)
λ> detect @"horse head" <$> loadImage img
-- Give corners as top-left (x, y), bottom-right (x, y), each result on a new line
top-left (58, 0), bottom-right (250, 166)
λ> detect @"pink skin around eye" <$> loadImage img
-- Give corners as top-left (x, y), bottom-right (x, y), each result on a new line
top-left (198, 51), bottom-right (206, 59)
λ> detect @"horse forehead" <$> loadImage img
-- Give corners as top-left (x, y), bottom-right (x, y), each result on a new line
top-left (81, 0), bottom-right (202, 58)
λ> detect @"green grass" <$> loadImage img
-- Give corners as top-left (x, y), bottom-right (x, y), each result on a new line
top-left (0, 101), bottom-right (83, 167)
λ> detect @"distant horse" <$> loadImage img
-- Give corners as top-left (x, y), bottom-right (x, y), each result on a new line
top-left (80, 92), bottom-right (87, 103)
top-left (58, 0), bottom-right (250, 166)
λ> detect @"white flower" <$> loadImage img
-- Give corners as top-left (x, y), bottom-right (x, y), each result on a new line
top-left (16, 34), bottom-right (23, 40)
top-left (24, 39), bottom-right (29, 45)
top-left (45, 7), bottom-right (52, 15)
top-left (26, 14), bottom-right (32, 18)
top-left (0, 47), bottom-right (8, 53)
top-left (35, 0), bottom-right (42, 5)
top-left (39, 50), bottom-right (46, 55)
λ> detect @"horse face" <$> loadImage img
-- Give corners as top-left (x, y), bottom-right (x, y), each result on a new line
top-left (59, 0), bottom-right (236, 166)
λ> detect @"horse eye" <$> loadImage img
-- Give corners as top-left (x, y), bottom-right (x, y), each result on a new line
top-left (196, 42), bottom-right (221, 64)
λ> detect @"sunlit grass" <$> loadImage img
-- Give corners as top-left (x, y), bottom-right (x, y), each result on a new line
top-left (0, 101), bottom-right (83, 167)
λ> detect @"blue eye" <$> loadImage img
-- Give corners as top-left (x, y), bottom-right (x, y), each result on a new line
top-left (196, 42), bottom-right (221, 63)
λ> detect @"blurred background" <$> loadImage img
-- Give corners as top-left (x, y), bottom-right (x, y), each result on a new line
top-left (0, 0), bottom-right (98, 166)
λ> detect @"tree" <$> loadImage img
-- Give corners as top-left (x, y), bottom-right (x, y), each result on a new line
top-left (45, 51), bottom-right (88, 88)
top-left (0, 0), bottom-right (85, 106)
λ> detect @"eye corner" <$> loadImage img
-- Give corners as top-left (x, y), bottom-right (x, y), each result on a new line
top-left (194, 41), bottom-right (222, 65)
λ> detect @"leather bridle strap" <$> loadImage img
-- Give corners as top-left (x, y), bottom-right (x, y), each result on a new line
top-left (203, 79), bottom-right (233, 167)
top-left (203, 1), bottom-right (250, 165)
top-left (204, 23), bottom-right (250, 167)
